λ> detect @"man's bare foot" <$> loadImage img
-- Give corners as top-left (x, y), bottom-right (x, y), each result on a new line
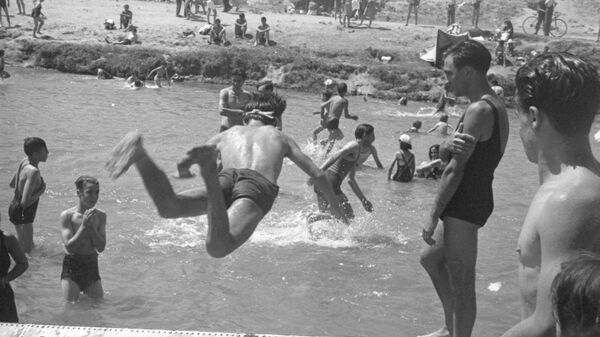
top-left (186, 145), bottom-right (218, 171)
top-left (417, 327), bottom-right (450, 337)
top-left (106, 131), bottom-right (145, 179)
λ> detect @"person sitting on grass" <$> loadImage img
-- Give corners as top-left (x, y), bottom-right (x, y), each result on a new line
top-left (234, 13), bottom-right (247, 39)
top-left (120, 4), bottom-right (133, 29)
top-left (31, 0), bottom-right (46, 38)
top-left (415, 144), bottom-right (446, 179)
top-left (209, 19), bottom-right (228, 45)
top-left (254, 17), bottom-right (271, 46)
top-left (105, 25), bottom-right (139, 45)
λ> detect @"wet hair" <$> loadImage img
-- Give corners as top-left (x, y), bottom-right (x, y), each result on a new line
top-left (134, 80), bottom-right (143, 87)
top-left (515, 53), bottom-right (600, 137)
top-left (124, 4), bottom-right (129, 9)
top-left (322, 91), bottom-right (333, 102)
top-left (75, 175), bottom-right (99, 191)
top-left (439, 114), bottom-right (449, 122)
top-left (261, 16), bottom-right (267, 22)
top-left (400, 140), bottom-right (412, 151)
top-left (428, 144), bottom-right (441, 160)
top-left (239, 13), bottom-right (245, 19)
top-left (244, 92), bottom-right (287, 126)
top-left (412, 120), bottom-right (422, 129)
top-left (551, 252), bottom-right (600, 337)
top-left (215, 18), bottom-right (221, 24)
top-left (355, 124), bottom-right (374, 140)
top-left (503, 20), bottom-right (513, 30)
top-left (23, 137), bottom-right (47, 157)
top-left (231, 67), bottom-right (247, 81)
top-left (445, 40), bottom-right (491, 74)
top-left (337, 82), bottom-right (348, 95)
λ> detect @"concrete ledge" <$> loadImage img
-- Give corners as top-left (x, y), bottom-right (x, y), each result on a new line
top-left (0, 323), bottom-right (328, 337)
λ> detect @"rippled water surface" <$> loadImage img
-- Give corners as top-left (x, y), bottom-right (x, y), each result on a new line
top-left (2, 67), bottom-right (600, 336)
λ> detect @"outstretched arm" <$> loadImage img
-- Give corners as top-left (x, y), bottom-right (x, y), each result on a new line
top-left (320, 141), bottom-right (358, 172)
top-left (369, 146), bottom-right (384, 168)
top-left (343, 100), bottom-right (358, 120)
top-left (427, 123), bottom-right (440, 134)
top-left (387, 156), bottom-right (398, 180)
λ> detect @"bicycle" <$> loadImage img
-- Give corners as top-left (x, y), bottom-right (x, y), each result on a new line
top-left (522, 10), bottom-right (567, 37)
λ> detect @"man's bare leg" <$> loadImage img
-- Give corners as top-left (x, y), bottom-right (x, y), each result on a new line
top-left (15, 223), bottom-right (34, 254)
top-left (419, 224), bottom-right (453, 337)
top-left (106, 132), bottom-right (209, 218)
top-left (443, 217), bottom-right (478, 337)
top-left (187, 145), bottom-right (264, 257)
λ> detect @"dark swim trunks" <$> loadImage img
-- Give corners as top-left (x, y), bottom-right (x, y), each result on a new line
top-left (218, 168), bottom-right (279, 215)
top-left (325, 118), bottom-right (340, 131)
top-left (9, 199), bottom-right (39, 226)
top-left (61, 253), bottom-right (101, 291)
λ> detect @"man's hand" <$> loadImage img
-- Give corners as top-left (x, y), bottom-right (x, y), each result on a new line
top-left (82, 208), bottom-right (97, 229)
top-left (361, 198), bottom-right (373, 212)
top-left (422, 215), bottom-right (438, 246)
top-left (451, 132), bottom-right (476, 156)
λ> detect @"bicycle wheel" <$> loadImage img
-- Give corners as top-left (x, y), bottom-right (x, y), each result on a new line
top-left (522, 15), bottom-right (538, 35)
top-left (550, 18), bottom-right (567, 37)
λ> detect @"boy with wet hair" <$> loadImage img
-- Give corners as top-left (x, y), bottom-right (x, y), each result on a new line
top-left (407, 120), bottom-right (422, 133)
top-left (427, 114), bottom-right (454, 136)
top-left (107, 92), bottom-right (348, 258)
top-left (60, 176), bottom-right (106, 302)
top-left (9, 137), bottom-right (48, 253)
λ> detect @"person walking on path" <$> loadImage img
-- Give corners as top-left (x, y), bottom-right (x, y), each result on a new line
top-left (419, 40), bottom-right (509, 337)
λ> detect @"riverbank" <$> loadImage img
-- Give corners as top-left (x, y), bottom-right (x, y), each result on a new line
top-left (1, 0), bottom-right (599, 101)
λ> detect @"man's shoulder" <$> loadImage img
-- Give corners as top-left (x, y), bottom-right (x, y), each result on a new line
top-left (60, 207), bottom-right (78, 220)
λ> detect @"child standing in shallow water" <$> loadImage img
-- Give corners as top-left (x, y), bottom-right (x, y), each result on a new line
top-left (60, 176), bottom-right (106, 303)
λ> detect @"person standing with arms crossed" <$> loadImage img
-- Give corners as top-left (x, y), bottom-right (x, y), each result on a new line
top-left (9, 137), bottom-right (48, 254)
top-left (499, 53), bottom-right (600, 337)
top-left (419, 40), bottom-right (509, 337)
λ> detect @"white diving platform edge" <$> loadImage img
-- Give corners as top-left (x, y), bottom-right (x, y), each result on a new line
top-left (0, 323), bottom-right (338, 337)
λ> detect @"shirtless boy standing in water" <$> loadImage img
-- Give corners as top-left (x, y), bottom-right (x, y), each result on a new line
top-left (106, 92), bottom-right (348, 258)
top-left (218, 68), bottom-right (252, 132)
top-left (147, 62), bottom-right (171, 88)
top-left (500, 54), bottom-right (600, 337)
top-left (321, 82), bottom-right (359, 154)
top-left (60, 176), bottom-right (106, 302)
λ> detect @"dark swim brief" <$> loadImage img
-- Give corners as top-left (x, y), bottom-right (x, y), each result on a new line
top-left (9, 199), bottom-right (39, 226)
top-left (325, 118), bottom-right (340, 131)
top-left (218, 168), bottom-right (279, 215)
top-left (61, 253), bottom-right (101, 291)
top-left (440, 189), bottom-right (494, 227)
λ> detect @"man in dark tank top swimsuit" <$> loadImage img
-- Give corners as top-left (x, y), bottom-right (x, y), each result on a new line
top-left (418, 40), bottom-right (509, 337)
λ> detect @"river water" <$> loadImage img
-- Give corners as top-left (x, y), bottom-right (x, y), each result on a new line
top-left (1, 67), bottom-right (599, 337)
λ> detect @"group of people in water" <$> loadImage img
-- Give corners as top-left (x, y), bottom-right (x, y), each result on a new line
top-left (3, 39), bottom-right (600, 337)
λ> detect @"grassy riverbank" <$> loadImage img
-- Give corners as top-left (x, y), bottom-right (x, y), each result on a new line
top-left (1, 0), bottom-right (599, 101)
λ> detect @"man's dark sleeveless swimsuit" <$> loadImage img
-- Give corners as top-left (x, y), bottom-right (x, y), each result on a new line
top-left (440, 97), bottom-right (503, 227)
top-left (0, 231), bottom-right (19, 323)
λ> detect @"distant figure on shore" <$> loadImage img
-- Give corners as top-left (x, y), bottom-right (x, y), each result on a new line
top-left (96, 68), bottom-right (113, 80)
top-left (0, 216), bottom-right (28, 323)
top-left (321, 82), bottom-right (359, 155)
top-left (147, 62), bottom-right (171, 88)
top-left (427, 114), bottom-right (454, 136)
top-left (309, 124), bottom-right (382, 223)
top-left (176, 0), bottom-right (183, 17)
top-left (407, 120), bottom-right (422, 133)
top-left (415, 144), bottom-right (447, 179)
top-left (9, 137), bottom-right (49, 253)
top-left (0, 50), bottom-right (10, 80)
top-left (105, 26), bottom-right (139, 45)
top-left (360, 0), bottom-right (378, 27)
top-left (471, 0), bottom-right (482, 28)
top-left (106, 93), bottom-right (348, 258)
top-left (234, 13), bottom-right (247, 39)
top-left (435, 84), bottom-right (456, 113)
top-left (31, 0), bottom-right (46, 38)
top-left (343, 0), bottom-right (353, 27)
top-left (447, 0), bottom-right (456, 26)
top-left (16, 0), bottom-right (25, 15)
top-left (534, 0), bottom-right (546, 35)
top-left (206, 0), bottom-right (217, 24)
top-left (543, 0), bottom-right (557, 36)
top-left (499, 53), bottom-right (600, 337)
top-left (120, 4), bottom-right (133, 29)
top-left (60, 176), bottom-right (106, 303)
top-left (420, 40), bottom-right (508, 337)
top-left (218, 68), bottom-right (252, 132)
top-left (209, 19), bottom-right (228, 45)
top-left (551, 253), bottom-right (600, 337)
top-left (388, 134), bottom-right (415, 182)
top-left (405, 0), bottom-right (419, 26)
top-left (254, 17), bottom-right (271, 46)
top-left (0, 0), bottom-right (11, 28)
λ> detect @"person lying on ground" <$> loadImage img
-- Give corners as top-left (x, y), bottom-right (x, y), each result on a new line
top-left (105, 26), bottom-right (139, 45)
top-left (106, 92), bottom-right (349, 258)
